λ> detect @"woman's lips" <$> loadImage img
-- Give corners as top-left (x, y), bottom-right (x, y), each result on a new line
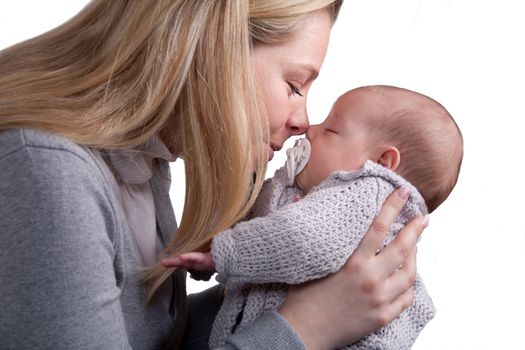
top-left (268, 143), bottom-right (282, 161)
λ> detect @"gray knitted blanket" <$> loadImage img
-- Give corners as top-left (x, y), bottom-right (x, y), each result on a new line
top-left (210, 160), bottom-right (435, 349)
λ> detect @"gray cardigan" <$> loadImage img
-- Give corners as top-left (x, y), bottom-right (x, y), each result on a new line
top-left (0, 128), bottom-right (304, 350)
top-left (210, 161), bottom-right (436, 349)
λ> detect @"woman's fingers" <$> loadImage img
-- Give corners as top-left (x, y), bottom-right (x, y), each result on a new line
top-left (356, 249), bottom-right (417, 330)
top-left (382, 247), bottom-right (417, 302)
top-left (376, 286), bottom-right (415, 329)
top-left (357, 186), bottom-right (411, 257)
top-left (377, 214), bottom-right (428, 276)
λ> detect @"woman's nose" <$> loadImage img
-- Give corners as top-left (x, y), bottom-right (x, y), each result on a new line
top-left (287, 108), bottom-right (309, 136)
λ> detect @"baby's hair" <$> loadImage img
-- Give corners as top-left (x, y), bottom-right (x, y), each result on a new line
top-left (361, 85), bottom-right (463, 213)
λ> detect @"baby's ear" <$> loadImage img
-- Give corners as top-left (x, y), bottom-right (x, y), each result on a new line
top-left (376, 146), bottom-right (401, 171)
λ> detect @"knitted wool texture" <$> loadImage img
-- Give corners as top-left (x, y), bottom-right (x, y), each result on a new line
top-left (210, 160), bottom-right (436, 349)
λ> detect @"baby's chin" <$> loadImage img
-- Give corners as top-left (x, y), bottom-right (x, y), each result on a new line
top-left (295, 172), bottom-right (309, 193)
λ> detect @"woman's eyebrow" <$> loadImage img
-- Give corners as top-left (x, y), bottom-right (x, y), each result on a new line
top-left (293, 63), bottom-right (319, 83)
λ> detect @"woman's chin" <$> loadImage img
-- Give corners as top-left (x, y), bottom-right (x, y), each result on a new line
top-left (268, 146), bottom-right (274, 161)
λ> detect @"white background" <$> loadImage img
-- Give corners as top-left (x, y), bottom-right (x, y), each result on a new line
top-left (2, 1), bottom-right (524, 349)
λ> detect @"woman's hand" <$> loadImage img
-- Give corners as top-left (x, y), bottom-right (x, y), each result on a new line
top-left (278, 187), bottom-right (428, 350)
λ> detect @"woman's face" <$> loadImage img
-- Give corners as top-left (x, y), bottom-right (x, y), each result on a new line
top-left (253, 11), bottom-right (332, 160)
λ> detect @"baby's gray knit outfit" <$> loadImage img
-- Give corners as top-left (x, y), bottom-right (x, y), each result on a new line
top-left (210, 160), bottom-right (436, 349)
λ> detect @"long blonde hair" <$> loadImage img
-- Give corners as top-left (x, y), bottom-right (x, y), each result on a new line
top-left (0, 0), bottom-right (342, 300)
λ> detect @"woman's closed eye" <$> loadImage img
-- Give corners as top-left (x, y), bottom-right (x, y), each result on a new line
top-left (288, 82), bottom-right (303, 97)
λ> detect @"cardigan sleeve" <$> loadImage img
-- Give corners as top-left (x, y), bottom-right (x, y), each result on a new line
top-left (211, 176), bottom-right (386, 285)
top-left (0, 143), bottom-right (132, 349)
top-left (219, 311), bottom-right (305, 350)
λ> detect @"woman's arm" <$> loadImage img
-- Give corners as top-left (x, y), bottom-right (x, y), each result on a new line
top-left (0, 142), bottom-right (131, 349)
top-left (181, 286), bottom-right (305, 350)
top-left (219, 312), bottom-right (306, 349)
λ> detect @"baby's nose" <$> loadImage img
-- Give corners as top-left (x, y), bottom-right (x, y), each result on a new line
top-left (305, 124), bottom-right (319, 139)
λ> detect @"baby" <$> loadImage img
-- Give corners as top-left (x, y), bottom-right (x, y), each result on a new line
top-left (167, 85), bottom-right (463, 349)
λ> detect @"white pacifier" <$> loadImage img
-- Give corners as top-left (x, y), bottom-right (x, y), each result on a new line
top-left (285, 138), bottom-right (311, 186)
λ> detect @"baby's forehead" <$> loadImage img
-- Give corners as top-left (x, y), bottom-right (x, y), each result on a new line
top-left (334, 89), bottom-right (387, 121)
top-left (349, 87), bottom-right (435, 120)
top-left (338, 87), bottom-right (393, 108)
top-left (345, 85), bottom-right (418, 102)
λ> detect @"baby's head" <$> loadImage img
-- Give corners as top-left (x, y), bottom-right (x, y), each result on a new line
top-left (296, 85), bottom-right (463, 212)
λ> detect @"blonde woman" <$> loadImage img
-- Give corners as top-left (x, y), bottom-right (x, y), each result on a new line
top-left (0, 1), bottom-right (426, 349)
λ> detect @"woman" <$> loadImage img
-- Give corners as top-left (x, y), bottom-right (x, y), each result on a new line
top-left (0, 1), bottom-right (425, 349)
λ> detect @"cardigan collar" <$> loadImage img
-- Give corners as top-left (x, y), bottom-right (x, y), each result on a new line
top-left (107, 136), bottom-right (177, 184)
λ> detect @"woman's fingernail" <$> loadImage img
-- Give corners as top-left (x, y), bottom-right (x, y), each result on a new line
top-left (398, 186), bottom-right (410, 199)
top-left (421, 215), bottom-right (430, 228)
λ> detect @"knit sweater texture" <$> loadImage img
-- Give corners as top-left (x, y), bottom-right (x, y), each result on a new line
top-left (210, 160), bottom-right (436, 349)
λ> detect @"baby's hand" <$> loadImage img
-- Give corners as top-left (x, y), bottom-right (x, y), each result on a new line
top-left (161, 252), bottom-right (216, 272)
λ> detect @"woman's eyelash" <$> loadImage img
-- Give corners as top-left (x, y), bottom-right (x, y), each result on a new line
top-left (288, 83), bottom-right (303, 97)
